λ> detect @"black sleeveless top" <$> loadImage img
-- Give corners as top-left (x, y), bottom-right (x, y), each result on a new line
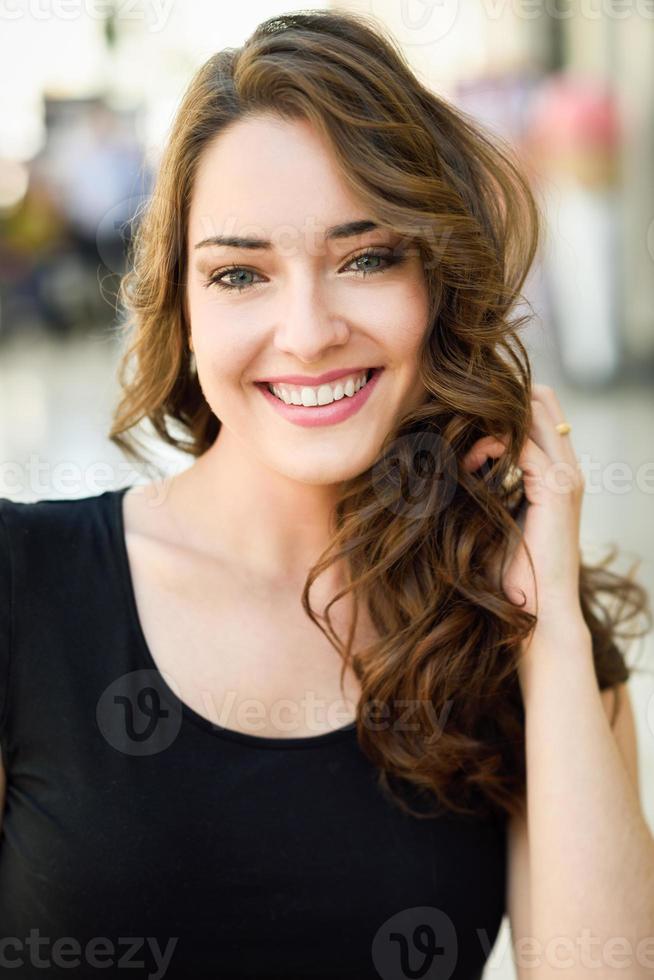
top-left (0, 488), bottom-right (507, 979)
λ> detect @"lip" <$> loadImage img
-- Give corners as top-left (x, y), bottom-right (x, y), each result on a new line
top-left (254, 366), bottom-right (375, 386)
top-left (255, 367), bottom-right (384, 428)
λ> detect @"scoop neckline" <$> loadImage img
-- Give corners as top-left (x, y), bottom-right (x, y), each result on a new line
top-left (108, 485), bottom-right (358, 750)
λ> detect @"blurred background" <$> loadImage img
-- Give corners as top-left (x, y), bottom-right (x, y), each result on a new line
top-left (0, 2), bottom-right (653, 974)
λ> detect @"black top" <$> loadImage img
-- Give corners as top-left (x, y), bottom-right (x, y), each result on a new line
top-left (0, 488), bottom-right (507, 979)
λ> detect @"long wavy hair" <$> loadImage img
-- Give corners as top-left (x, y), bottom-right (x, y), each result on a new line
top-left (109, 8), bottom-right (651, 824)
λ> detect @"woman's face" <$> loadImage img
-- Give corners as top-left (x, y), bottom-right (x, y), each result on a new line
top-left (186, 113), bottom-right (431, 485)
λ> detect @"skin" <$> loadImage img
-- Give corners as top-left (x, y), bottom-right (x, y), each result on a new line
top-left (461, 384), bottom-right (586, 692)
top-left (154, 112), bottom-right (432, 593)
top-left (461, 388), bottom-right (654, 970)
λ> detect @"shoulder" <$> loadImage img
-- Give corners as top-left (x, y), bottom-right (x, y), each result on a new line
top-left (0, 490), bottom-right (122, 582)
top-left (0, 490), bottom-right (115, 535)
top-left (121, 479), bottom-right (172, 538)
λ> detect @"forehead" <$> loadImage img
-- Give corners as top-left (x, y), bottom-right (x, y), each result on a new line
top-left (187, 113), bottom-right (371, 248)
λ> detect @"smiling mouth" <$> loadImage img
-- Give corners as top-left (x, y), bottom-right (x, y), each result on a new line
top-left (257, 367), bottom-right (382, 407)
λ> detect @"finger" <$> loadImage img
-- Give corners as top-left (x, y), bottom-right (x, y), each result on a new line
top-left (517, 433), bottom-right (580, 500)
top-left (462, 437), bottom-right (507, 473)
top-left (531, 383), bottom-right (578, 460)
top-left (529, 399), bottom-right (583, 490)
top-left (529, 400), bottom-right (574, 463)
top-left (514, 435), bottom-right (551, 502)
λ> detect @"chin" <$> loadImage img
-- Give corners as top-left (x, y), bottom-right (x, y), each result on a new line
top-left (265, 444), bottom-right (381, 487)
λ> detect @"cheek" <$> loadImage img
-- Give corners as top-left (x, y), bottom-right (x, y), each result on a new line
top-left (378, 289), bottom-right (430, 361)
top-left (188, 297), bottom-right (260, 379)
top-left (386, 271), bottom-right (430, 327)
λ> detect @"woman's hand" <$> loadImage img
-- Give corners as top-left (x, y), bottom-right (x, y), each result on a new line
top-left (462, 383), bottom-right (588, 638)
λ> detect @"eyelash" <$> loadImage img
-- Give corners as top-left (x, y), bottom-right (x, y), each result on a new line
top-left (201, 247), bottom-right (404, 293)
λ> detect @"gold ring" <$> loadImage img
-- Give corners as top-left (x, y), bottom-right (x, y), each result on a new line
top-left (555, 421), bottom-right (572, 435)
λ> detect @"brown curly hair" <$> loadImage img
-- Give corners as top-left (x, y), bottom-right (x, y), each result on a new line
top-left (109, 8), bottom-right (652, 825)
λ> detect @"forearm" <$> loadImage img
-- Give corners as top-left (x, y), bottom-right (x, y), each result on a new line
top-left (520, 626), bottom-right (654, 977)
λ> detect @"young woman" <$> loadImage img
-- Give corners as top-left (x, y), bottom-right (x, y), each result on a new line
top-left (1, 10), bottom-right (652, 980)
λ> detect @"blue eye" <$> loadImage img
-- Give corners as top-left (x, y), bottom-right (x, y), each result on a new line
top-left (205, 266), bottom-right (259, 292)
top-left (202, 247), bottom-right (404, 293)
top-left (352, 252), bottom-right (382, 273)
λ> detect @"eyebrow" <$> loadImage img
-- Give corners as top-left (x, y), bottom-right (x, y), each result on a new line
top-left (193, 219), bottom-right (379, 251)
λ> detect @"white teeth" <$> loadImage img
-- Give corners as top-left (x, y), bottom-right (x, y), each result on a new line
top-left (268, 370), bottom-right (372, 407)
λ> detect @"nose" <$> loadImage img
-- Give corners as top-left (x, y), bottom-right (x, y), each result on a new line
top-left (271, 272), bottom-right (351, 364)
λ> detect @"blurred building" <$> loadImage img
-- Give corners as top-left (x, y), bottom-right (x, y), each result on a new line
top-left (337, 0), bottom-right (654, 384)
